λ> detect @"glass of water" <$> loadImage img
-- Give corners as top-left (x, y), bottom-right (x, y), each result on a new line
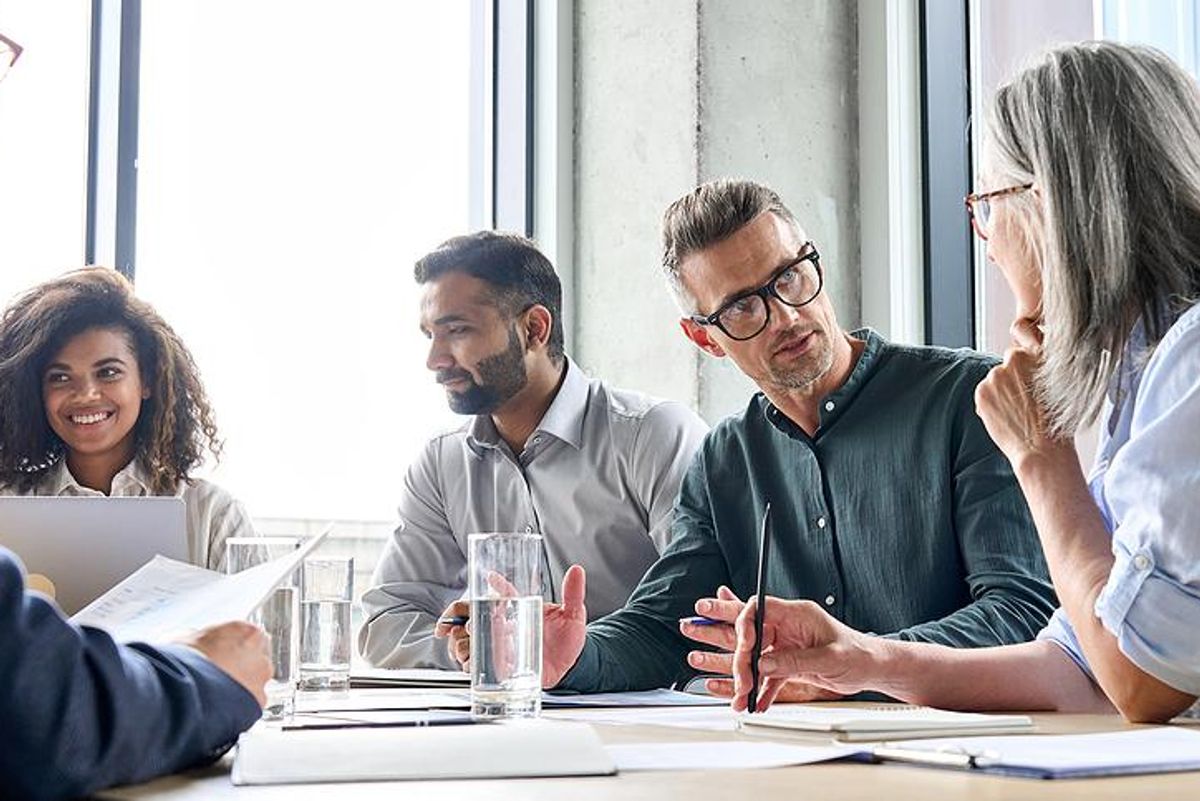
top-left (225, 537), bottom-right (302, 720)
top-left (468, 532), bottom-right (543, 719)
top-left (299, 557), bottom-right (354, 691)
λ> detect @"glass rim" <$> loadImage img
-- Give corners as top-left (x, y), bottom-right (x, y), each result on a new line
top-left (467, 531), bottom-right (544, 542)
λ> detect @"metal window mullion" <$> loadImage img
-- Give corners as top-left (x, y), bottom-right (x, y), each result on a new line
top-left (493, 0), bottom-right (533, 235)
top-left (84, 0), bottom-right (140, 280)
top-left (918, 0), bottom-right (975, 348)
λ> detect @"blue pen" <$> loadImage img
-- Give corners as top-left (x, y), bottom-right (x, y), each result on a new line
top-left (679, 615), bottom-right (725, 627)
top-left (438, 615), bottom-right (469, 626)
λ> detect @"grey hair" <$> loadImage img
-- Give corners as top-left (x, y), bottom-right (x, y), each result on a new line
top-left (988, 41), bottom-right (1200, 437)
top-left (660, 179), bottom-right (802, 312)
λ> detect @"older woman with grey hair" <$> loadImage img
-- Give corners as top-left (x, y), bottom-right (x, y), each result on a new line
top-left (706, 41), bottom-right (1200, 724)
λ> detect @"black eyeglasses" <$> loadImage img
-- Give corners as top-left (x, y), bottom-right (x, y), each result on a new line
top-left (0, 33), bottom-right (23, 84)
top-left (690, 243), bottom-right (823, 341)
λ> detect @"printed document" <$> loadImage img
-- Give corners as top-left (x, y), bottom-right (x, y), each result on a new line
top-left (72, 528), bottom-right (329, 642)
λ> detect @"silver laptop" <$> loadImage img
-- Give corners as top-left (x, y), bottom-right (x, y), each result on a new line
top-left (0, 496), bottom-right (188, 615)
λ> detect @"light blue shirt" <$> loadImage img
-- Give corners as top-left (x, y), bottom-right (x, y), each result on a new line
top-left (1040, 302), bottom-right (1200, 699)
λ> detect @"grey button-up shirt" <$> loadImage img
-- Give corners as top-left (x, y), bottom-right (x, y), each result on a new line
top-left (358, 359), bottom-right (710, 668)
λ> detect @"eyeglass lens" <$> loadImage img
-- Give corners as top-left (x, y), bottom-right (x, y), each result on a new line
top-left (718, 259), bottom-right (821, 339)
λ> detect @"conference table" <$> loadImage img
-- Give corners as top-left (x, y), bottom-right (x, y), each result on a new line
top-left (94, 698), bottom-right (1200, 800)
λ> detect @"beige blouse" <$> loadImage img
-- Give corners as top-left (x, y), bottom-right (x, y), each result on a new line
top-left (1, 460), bottom-right (256, 571)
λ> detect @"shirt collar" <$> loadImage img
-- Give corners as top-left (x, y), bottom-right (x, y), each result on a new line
top-left (465, 358), bottom-right (588, 452)
top-left (46, 458), bottom-right (152, 496)
top-left (533, 358), bottom-right (587, 450)
top-left (762, 327), bottom-right (885, 436)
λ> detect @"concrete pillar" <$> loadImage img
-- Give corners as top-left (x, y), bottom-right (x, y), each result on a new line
top-left (573, 0), bottom-right (860, 422)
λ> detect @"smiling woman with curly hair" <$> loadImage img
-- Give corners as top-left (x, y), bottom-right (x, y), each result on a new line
top-left (0, 267), bottom-right (256, 570)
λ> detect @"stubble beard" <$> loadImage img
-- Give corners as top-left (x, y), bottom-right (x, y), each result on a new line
top-left (765, 329), bottom-right (835, 392)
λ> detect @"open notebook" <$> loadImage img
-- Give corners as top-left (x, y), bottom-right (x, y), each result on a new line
top-left (738, 705), bottom-right (1034, 742)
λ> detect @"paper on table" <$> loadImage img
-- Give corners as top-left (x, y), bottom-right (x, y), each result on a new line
top-left (878, 727), bottom-right (1200, 779)
top-left (544, 689), bottom-right (727, 708)
top-left (232, 719), bottom-right (617, 784)
top-left (739, 704), bottom-right (1033, 741)
top-left (546, 706), bottom-right (739, 732)
top-left (607, 741), bottom-right (858, 771)
top-left (294, 689), bottom-right (471, 713)
top-left (72, 528), bottom-right (329, 642)
top-left (283, 709), bottom-right (474, 730)
top-left (350, 666), bottom-right (470, 688)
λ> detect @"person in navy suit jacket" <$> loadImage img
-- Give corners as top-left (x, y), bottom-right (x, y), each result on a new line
top-left (0, 32), bottom-right (269, 801)
top-left (0, 548), bottom-right (269, 800)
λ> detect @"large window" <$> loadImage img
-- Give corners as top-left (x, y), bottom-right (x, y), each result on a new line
top-left (133, 2), bottom-right (472, 527)
top-left (0, 1), bottom-right (91, 306)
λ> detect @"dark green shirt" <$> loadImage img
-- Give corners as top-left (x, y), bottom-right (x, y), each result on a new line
top-left (559, 329), bottom-right (1057, 692)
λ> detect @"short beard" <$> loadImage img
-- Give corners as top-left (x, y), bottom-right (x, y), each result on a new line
top-left (765, 331), bottom-right (835, 391)
top-left (443, 327), bottom-right (529, 415)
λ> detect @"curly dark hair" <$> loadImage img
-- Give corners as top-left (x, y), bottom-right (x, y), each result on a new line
top-left (0, 267), bottom-right (221, 494)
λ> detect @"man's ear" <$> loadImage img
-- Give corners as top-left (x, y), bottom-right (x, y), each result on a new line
top-left (679, 317), bottom-right (726, 358)
top-left (523, 305), bottom-right (553, 352)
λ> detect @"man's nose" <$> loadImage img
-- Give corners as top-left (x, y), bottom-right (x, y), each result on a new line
top-left (765, 294), bottom-right (804, 334)
top-left (426, 341), bottom-right (453, 372)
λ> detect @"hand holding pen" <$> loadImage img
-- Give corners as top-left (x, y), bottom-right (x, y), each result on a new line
top-left (728, 595), bottom-right (875, 712)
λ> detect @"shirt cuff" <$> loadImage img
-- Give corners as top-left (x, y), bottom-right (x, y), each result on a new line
top-left (554, 635), bottom-right (602, 693)
top-left (1095, 540), bottom-right (1200, 696)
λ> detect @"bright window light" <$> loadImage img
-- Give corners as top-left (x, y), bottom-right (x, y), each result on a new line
top-left (134, 1), bottom-right (471, 525)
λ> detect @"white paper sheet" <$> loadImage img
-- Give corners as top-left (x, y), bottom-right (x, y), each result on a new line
top-left (546, 706), bottom-right (739, 731)
top-left (607, 741), bottom-right (858, 771)
top-left (349, 667), bottom-right (470, 688)
top-left (72, 528), bottom-right (329, 642)
top-left (294, 689), bottom-right (471, 713)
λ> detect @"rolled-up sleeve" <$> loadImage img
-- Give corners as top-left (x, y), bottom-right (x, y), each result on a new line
top-left (1092, 313), bottom-right (1200, 696)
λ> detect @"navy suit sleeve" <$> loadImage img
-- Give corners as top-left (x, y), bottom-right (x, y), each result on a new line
top-left (0, 549), bottom-right (261, 801)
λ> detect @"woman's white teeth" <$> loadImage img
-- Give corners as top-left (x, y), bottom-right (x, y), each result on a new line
top-left (71, 411), bottom-right (112, 425)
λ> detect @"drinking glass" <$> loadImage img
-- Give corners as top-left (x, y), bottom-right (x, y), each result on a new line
top-left (224, 537), bottom-right (302, 720)
top-left (299, 557), bottom-right (354, 691)
top-left (468, 532), bottom-right (543, 719)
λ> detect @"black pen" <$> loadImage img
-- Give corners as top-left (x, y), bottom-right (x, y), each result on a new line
top-left (747, 501), bottom-right (772, 714)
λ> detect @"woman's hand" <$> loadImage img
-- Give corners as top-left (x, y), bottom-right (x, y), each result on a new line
top-left (974, 318), bottom-right (1074, 469)
top-left (727, 597), bottom-right (882, 713)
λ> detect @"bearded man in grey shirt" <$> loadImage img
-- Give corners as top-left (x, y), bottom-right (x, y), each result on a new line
top-left (358, 231), bottom-right (709, 668)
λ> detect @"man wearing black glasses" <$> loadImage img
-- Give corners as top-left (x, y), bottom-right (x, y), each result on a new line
top-left (474, 179), bottom-right (1057, 697)
top-left (0, 31), bottom-right (269, 801)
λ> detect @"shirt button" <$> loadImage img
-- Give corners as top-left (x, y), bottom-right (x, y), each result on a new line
top-left (824, 594), bottom-right (836, 607)
top-left (1133, 554), bottom-right (1151, 571)
top-left (816, 517), bottom-right (827, 529)
top-left (824, 401), bottom-right (835, 412)
top-left (532, 435), bottom-right (542, 444)
top-left (524, 525), bottom-right (534, 534)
